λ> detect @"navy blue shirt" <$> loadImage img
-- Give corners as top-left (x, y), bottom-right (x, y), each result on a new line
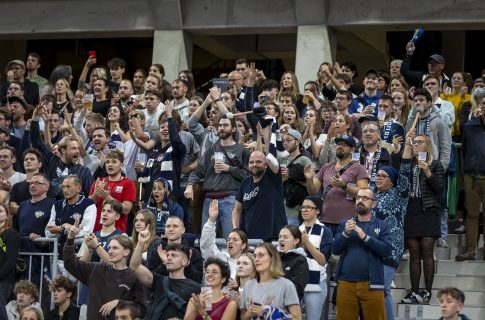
top-left (339, 220), bottom-right (372, 282)
top-left (18, 197), bottom-right (55, 237)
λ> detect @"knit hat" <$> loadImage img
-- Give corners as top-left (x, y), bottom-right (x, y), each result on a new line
top-left (305, 195), bottom-right (322, 215)
top-left (379, 166), bottom-right (398, 186)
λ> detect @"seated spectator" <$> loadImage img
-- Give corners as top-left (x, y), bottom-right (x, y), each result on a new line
top-left (184, 257), bottom-right (238, 320)
top-left (437, 287), bottom-right (469, 320)
top-left (277, 225), bottom-right (309, 301)
top-left (115, 300), bottom-right (141, 320)
top-left (146, 216), bottom-right (203, 283)
top-left (240, 243), bottom-right (301, 320)
top-left (145, 178), bottom-right (184, 237)
top-left (131, 229), bottom-right (201, 320)
top-left (299, 196), bottom-right (333, 320)
top-left (224, 253), bottom-right (257, 307)
top-left (201, 199), bottom-right (248, 278)
top-left (0, 204), bottom-right (19, 312)
top-left (6, 280), bottom-right (43, 320)
top-left (64, 221), bottom-right (147, 319)
top-left (131, 209), bottom-right (157, 262)
top-left (46, 276), bottom-right (79, 320)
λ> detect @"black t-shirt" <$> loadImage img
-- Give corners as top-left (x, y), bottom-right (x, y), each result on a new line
top-left (151, 273), bottom-right (201, 320)
top-left (92, 99), bottom-right (110, 117)
top-left (236, 169), bottom-right (287, 241)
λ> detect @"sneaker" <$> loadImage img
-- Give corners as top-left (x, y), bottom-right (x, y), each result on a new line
top-left (401, 291), bottom-right (423, 304)
top-left (391, 280), bottom-right (396, 289)
top-left (455, 251), bottom-right (476, 261)
top-left (438, 238), bottom-right (449, 248)
top-left (419, 289), bottom-right (432, 304)
top-left (455, 224), bottom-right (466, 233)
top-left (402, 250), bottom-right (410, 260)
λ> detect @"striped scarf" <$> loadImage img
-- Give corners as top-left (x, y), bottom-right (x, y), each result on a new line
top-left (300, 221), bottom-right (327, 292)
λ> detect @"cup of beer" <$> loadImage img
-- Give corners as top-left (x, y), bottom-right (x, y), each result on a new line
top-left (84, 94), bottom-right (94, 112)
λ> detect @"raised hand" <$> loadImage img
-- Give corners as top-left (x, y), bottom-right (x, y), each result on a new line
top-left (138, 226), bottom-right (151, 244)
top-left (208, 199), bottom-right (219, 222)
top-left (304, 163), bottom-right (315, 180)
top-left (68, 218), bottom-right (83, 239)
top-left (157, 243), bottom-right (167, 264)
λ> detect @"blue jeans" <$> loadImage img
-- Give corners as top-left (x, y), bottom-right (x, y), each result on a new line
top-left (304, 279), bottom-right (327, 320)
top-left (440, 207), bottom-right (448, 240)
top-left (202, 195), bottom-right (236, 239)
top-left (384, 265), bottom-right (397, 320)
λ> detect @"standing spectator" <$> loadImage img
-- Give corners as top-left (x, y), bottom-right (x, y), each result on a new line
top-left (389, 59), bottom-right (402, 78)
top-left (277, 225), bottom-right (309, 301)
top-left (5, 280), bottom-right (43, 320)
top-left (25, 53), bottom-right (48, 90)
top-left (401, 135), bottom-right (444, 304)
top-left (0, 60), bottom-right (39, 106)
top-left (0, 146), bottom-right (26, 187)
top-left (145, 216), bottom-right (203, 283)
top-left (349, 68), bottom-right (382, 116)
top-left (107, 58), bottom-right (126, 94)
top-left (45, 175), bottom-right (97, 261)
top-left (132, 69), bottom-right (146, 95)
top-left (171, 79), bottom-right (189, 121)
top-left (305, 134), bottom-right (369, 235)
top-left (299, 196), bottom-right (333, 320)
top-left (200, 199), bottom-right (249, 278)
top-left (184, 258), bottom-right (238, 320)
top-left (64, 222), bottom-right (147, 320)
top-left (92, 78), bottom-right (111, 117)
top-left (231, 125), bottom-right (286, 241)
top-left (131, 229), bottom-right (201, 320)
top-left (115, 300), bottom-right (141, 320)
top-left (400, 42), bottom-right (450, 90)
top-left (89, 150), bottom-right (136, 233)
top-left (240, 243), bottom-right (301, 320)
top-left (378, 94), bottom-right (405, 144)
top-left (46, 276), bottom-right (80, 320)
top-left (373, 129), bottom-right (413, 320)
top-left (8, 96), bottom-right (29, 140)
top-left (0, 204), bottom-right (19, 313)
top-left (455, 93), bottom-right (485, 261)
top-left (332, 188), bottom-right (392, 320)
top-left (30, 105), bottom-right (93, 198)
top-left (281, 129), bottom-right (311, 226)
top-left (186, 116), bottom-right (249, 239)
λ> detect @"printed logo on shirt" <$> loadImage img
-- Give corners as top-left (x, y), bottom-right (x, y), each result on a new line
top-left (71, 213), bottom-right (82, 221)
top-left (34, 211), bottom-right (45, 219)
top-left (374, 227), bottom-right (381, 236)
top-left (56, 167), bottom-right (69, 177)
top-left (243, 186), bottom-right (259, 201)
top-left (114, 186), bottom-right (124, 193)
top-left (119, 284), bottom-right (131, 291)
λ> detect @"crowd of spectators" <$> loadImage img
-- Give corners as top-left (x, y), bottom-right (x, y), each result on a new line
top-left (0, 37), bottom-right (481, 320)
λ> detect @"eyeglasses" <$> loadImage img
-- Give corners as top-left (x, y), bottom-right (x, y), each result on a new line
top-left (413, 140), bottom-right (426, 145)
top-left (355, 195), bottom-right (375, 202)
top-left (375, 174), bottom-right (389, 179)
top-left (335, 96), bottom-right (347, 101)
top-left (29, 181), bottom-right (47, 186)
top-left (300, 205), bottom-right (318, 211)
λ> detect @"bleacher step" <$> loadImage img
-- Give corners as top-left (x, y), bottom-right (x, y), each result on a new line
top-left (396, 303), bottom-right (483, 319)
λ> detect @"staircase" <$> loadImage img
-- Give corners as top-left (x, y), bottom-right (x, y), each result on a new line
top-left (393, 234), bottom-right (485, 319)
top-left (326, 234), bottom-right (485, 319)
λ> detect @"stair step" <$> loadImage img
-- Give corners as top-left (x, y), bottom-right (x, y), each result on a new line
top-left (397, 259), bottom-right (485, 276)
top-left (391, 288), bottom-right (485, 306)
top-left (393, 274), bottom-right (485, 290)
top-left (396, 303), bottom-right (481, 319)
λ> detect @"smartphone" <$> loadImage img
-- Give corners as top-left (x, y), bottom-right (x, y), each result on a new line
top-left (88, 50), bottom-right (97, 59)
top-left (212, 78), bottom-right (228, 92)
top-left (131, 95), bottom-right (140, 101)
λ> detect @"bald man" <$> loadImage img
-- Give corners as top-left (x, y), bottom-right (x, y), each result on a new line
top-left (232, 130), bottom-right (287, 240)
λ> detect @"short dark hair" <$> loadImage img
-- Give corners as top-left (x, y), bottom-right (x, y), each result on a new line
top-left (437, 287), bottom-right (465, 304)
top-left (108, 57), bottom-right (126, 70)
top-left (27, 52), bottom-right (42, 64)
top-left (341, 61), bottom-right (358, 78)
top-left (413, 88), bottom-right (432, 102)
top-left (145, 89), bottom-right (162, 100)
top-left (336, 89), bottom-right (353, 101)
top-left (204, 257), bottom-right (231, 287)
top-left (93, 126), bottom-right (110, 137)
top-left (151, 64), bottom-right (165, 77)
top-left (165, 243), bottom-right (191, 260)
top-left (173, 78), bottom-right (188, 88)
top-left (320, 100), bottom-right (337, 113)
top-left (279, 91), bottom-right (296, 104)
top-left (105, 149), bottom-right (124, 163)
top-left (263, 101), bottom-right (281, 117)
top-left (335, 73), bottom-right (352, 85)
top-left (116, 300), bottom-right (141, 319)
top-left (0, 109), bottom-right (13, 122)
top-left (235, 58), bottom-right (248, 66)
top-left (261, 79), bottom-right (279, 91)
top-left (380, 94), bottom-right (393, 103)
top-left (32, 173), bottom-right (50, 187)
top-left (23, 148), bottom-right (43, 164)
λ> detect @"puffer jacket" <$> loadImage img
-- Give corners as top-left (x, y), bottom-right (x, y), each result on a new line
top-left (280, 247), bottom-right (309, 301)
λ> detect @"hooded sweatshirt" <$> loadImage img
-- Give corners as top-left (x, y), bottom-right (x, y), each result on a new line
top-left (279, 247), bottom-right (309, 301)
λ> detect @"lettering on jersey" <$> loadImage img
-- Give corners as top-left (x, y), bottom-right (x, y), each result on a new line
top-left (243, 186), bottom-right (259, 201)
top-left (119, 284), bottom-right (131, 291)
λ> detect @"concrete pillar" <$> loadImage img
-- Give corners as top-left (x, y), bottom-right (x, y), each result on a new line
top-left (152, 30), bottom-right (193, 83)
top-left (295, 25), bottom-right (335, 92)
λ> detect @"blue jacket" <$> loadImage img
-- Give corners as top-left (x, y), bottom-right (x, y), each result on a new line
top-left (349, 92), bottom-right (382, 115)
top-left (332, 215), bottom-right (392, 290)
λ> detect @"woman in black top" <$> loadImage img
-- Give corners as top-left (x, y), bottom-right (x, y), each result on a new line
top-left (0, 204), bottom-right (20, 307)
top-left (402, 134), bottom-right (444, 305)
top-left (92, 78), bottom-right (111, 117)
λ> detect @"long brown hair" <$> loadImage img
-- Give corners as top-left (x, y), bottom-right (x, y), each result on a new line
top-left (131, 209), bottom-right (157, 252)
top-left (0, 203), bottom-right (12, 235)
top-left (255, 242), bottom-right (284, 280)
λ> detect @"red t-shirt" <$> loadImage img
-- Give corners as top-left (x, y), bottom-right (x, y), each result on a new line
top-left (89, 177), bottom-right (136, 232)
